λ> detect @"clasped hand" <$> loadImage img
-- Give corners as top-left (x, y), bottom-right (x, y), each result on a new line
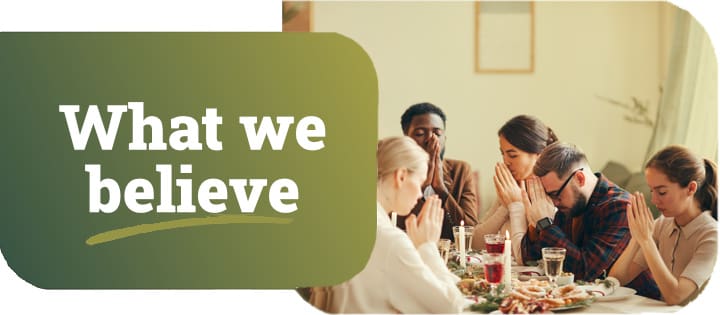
top-left (521, 177), bottom-right (556, 227)
top-left (422, 134), bottom-right (447, 195)
top-left (627, 192), bottom-right (654, 245)
top-left (406, 195), bottom-right (444, 248)
top-left (493, 162), bottom-right (523, 207)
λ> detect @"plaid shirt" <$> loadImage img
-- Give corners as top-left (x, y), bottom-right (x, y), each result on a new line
top-left (522, 173), bottom-right (632, 281)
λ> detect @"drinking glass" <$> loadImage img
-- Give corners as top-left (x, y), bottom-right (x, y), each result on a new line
top-left (452, 226), bottom-right (474, 252)
top-left (542, 247), bottom-right (567, 288)
top-left (484, 233), bottom-right (505, 254)
top-left (482, 252), bottom-right (504, 296)
top-left (437, 239), bottom-right (451, 265)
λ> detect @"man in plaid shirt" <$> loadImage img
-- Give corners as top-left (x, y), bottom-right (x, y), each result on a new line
top-left (521, 142), bottom-right (660, 298)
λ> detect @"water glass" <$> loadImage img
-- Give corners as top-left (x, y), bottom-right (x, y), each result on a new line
top-left (452, 226), bottom-right (474, 252)
top-left (542, 247), bottom-right (567, 288)
top-left (437, 239), bottom-right (451, 264)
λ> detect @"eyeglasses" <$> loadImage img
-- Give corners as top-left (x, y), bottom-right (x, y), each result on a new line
top-left (547, 168), bottom-right (584, 200)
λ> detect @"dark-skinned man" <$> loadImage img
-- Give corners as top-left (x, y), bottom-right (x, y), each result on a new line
top-left (397, 102), bottom-right (479, 240)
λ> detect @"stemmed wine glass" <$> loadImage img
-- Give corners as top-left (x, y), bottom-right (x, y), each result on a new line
top-left (482, 252), bottom-right (504, 296)
top-left (542, 247), bottom-right (567, 288)
top-left (484, 233), bottom-right (505, 254)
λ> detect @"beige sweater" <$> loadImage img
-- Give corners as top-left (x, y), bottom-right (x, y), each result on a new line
top-left (472, 199), bottom-right (527, 265)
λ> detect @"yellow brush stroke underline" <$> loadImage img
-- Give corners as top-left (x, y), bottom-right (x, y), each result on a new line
top-left (86, 215), bottom-right (293, 246)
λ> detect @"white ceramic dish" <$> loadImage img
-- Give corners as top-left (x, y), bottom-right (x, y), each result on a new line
top-left (579, 285), bottom-right (636, 302)
top-left (556, 273), bottom-right (575, 286)
top-left (595, 286), bottom-right (637, 302)
top-left (488, 301), bottom-right (592, 313)
top-left (550, 303), bottom-right (590, 311)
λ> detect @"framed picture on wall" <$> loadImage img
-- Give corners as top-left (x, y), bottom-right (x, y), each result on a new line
top-left (283, 1), bottom-right (313, 32)
top-left (475, 1), bottom-right (535, 73)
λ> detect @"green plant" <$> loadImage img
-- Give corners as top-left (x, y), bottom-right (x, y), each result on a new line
top-left (596, 85), bottom-right (663, 128)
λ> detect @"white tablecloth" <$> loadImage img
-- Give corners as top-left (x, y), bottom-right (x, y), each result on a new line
top-left (576, 294), bottom-right (681, 313)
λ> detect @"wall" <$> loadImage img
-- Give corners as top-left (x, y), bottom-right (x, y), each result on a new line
top-left (313, 1), bottom-right (674, 210)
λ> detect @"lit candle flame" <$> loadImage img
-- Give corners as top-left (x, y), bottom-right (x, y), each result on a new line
top-left (460, 220), bottom-right (464, 226)
top-left (506, 230), bottom-right (510, 238)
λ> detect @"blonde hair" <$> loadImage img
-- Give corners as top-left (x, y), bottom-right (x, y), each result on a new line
top-left (377, 136), bottom-right (428, 181)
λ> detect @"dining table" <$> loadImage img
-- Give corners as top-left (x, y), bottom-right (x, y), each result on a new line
top-left (454, 261), bottom-right (683, 314)
top-left (565, 294), bottom-right (681, 313)
top-left (460, 284), bottom-right (682, 314)
top-left (461, 294), bottom-right (681, 314)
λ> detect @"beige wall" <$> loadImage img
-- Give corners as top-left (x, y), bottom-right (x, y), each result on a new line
top-left (314, 1), bottom-right (675, 209)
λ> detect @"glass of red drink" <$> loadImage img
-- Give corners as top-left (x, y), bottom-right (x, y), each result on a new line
top-left (484, 233), bottom-right (505, 254)
top-left (483, 252), bottom-right (504, 296)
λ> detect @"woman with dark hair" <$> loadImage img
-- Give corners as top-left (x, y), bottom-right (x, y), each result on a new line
top-left (609, 145), bottom-right (717, 305)
top-left (472, 115), bottom-right (558, 264)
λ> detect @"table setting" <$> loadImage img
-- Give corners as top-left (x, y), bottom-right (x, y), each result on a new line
top-left (441, 228), bottom-right (681, 314)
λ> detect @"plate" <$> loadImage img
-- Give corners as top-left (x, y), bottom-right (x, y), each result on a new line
top-left (513, 265), bottom-right (544, 275)
top-left (517, 274), bottom-right (549, 281)
top-left (578, 284), bottom-right (614, 297)
top-left (594, 286), bottom-right (636, 302)
top-left (550, 303), bottom-right (590, 311)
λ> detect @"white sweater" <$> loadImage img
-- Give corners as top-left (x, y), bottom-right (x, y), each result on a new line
top-left (328, 203), bottom-right (465, 313)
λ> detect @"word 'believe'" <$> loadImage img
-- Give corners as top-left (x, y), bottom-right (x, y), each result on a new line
top-left (87, 164), bottom-right (298, 214)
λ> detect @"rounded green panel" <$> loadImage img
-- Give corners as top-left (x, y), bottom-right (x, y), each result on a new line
top-left (0, 33), bottom-right (378, 288)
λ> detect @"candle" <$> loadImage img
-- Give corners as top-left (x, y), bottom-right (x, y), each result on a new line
top-left (391, 212), bottom-right (397, 227)
top-left (459, 220), bottom-right (466, 268)
top-left (504, 230), bottom-right (512, 290)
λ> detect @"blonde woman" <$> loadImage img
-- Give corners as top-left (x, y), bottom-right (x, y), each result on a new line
top-left (609, 145), bottom-right (718, 305)
top-left (322, 136), bottom-right (464, 313)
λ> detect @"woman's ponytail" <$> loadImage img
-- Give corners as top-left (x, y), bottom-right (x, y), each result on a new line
top-left (700, 159), bottom-right (718, 219)
top-left (546, 127), bottom-right (559, 146)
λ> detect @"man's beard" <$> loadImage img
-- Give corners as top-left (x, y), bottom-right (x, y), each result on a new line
top-left (568, 186), bottom-right (587, 217)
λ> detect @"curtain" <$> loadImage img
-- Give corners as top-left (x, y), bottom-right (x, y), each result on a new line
top-left (645, 9), bottom-right (718, 162)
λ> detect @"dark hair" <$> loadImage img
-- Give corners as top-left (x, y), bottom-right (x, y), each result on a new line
top-left (498, 115), bottom-right (558, 154)
top-left (646, 145), bottom-right (717, 219)
top-left (533, 142), bottom-right (588, 178)
top-left (400, 102), bottom-right (447, 134)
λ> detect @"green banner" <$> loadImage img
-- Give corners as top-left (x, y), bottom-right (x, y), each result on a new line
top-left (0, 33), bottom-right (378, 288)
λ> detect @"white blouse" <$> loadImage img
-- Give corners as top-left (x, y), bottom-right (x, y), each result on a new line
top-left (328, 203), bottom-right (465, 313)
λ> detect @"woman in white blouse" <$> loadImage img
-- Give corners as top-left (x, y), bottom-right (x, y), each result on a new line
top-left (318, 136), bottom-right (465, 313)
top-left (609, 145), bottom-right (717, 305)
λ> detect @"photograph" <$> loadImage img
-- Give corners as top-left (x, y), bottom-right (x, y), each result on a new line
top-left (0, 1), bottom-right (716, 315)
top-left (289, 1), bottom-right (718, 313)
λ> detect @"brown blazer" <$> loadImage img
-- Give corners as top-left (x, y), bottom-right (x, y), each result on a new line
top-left (398, 158), bottom-right (479, 240)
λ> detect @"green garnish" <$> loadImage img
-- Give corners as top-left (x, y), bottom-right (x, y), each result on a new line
top-left (447, 260), bottom-right (484, 279)
top-left (469, 300), bottom-right (500, 313)
top-left (603, 279), bottom-right (612, 288)
top-left (467, 284), bottom-right (507, 313)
